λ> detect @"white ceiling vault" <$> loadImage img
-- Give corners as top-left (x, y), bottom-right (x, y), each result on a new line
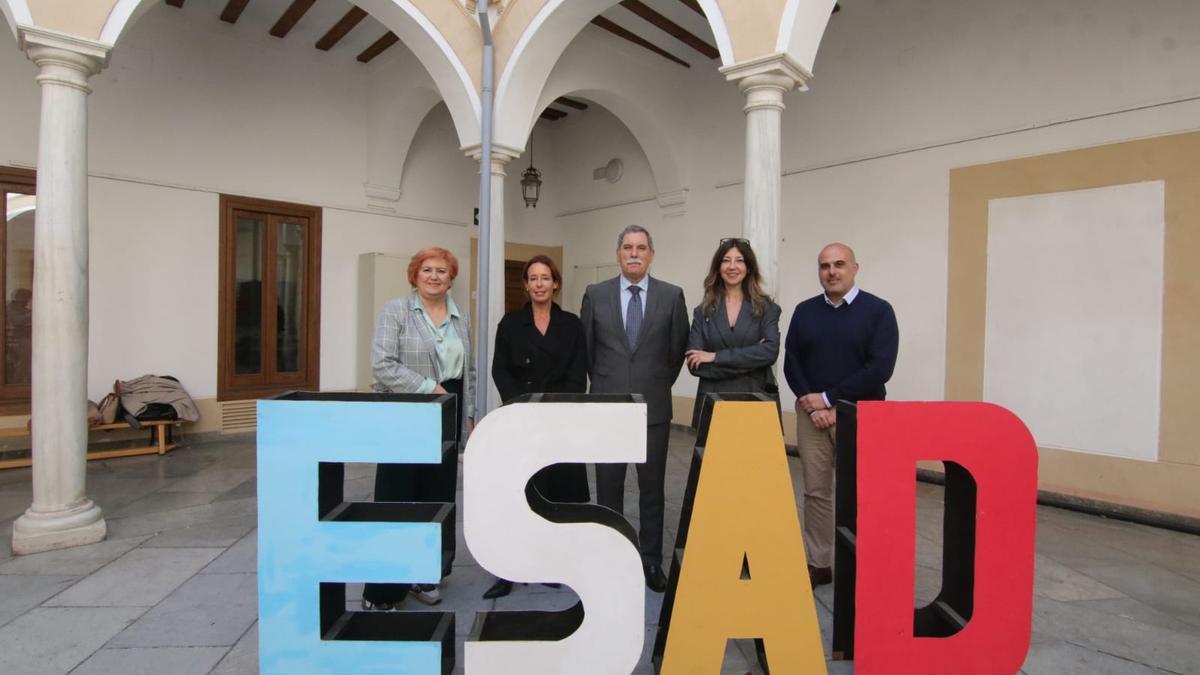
top-left (159, 0), bottom-right (720, 70)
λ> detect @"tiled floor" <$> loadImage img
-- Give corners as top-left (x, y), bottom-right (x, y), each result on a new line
top-left (1, 430), bottom-right (1198, 674)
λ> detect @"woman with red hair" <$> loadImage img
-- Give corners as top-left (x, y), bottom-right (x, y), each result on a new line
top-left (365, 246), bottom-right (474, 610)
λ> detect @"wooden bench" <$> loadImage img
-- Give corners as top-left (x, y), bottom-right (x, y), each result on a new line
top-left (0, 418), bottom-right (184, 470)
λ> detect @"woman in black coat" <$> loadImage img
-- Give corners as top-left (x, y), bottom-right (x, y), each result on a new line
top-left (685, 238), bottom-right (782, 429)
top-left (484, 255), bottom-right (589, 599)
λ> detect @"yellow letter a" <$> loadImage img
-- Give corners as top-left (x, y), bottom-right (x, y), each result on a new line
top-left (661, 400), bottom-right (826, 674)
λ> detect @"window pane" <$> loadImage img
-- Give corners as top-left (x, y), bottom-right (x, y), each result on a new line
top-left (234, 216), bottom-right (264, 375)
top-left (4, 191), bottom-right (34, 386)
top-left (276, 219), bottom-right (304, 373)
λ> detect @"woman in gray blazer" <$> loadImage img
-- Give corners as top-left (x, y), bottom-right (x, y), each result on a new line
top-left (364, 245), bottom-right (475, 610)
top-left (685, 238), bottom-right (782, 428)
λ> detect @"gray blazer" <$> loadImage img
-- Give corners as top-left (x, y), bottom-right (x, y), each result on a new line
top-left (371, 293), bottom-right (476, 421)
top-left (580, 276), bottom-right (688, 426)
top-left (687, 298), bottom-right (781, 428)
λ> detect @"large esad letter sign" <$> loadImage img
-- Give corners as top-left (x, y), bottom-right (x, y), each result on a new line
top-left (257, 392), bottom-right (1038, 674)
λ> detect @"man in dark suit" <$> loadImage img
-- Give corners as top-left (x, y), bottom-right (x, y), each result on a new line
top-left (581, 225), bottom-right (688, 592)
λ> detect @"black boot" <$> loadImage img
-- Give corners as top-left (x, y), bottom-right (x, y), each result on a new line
top-left (482, 577), bottom-right (513, 600)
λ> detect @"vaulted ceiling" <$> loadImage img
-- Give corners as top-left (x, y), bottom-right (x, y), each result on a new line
top-left (160, 1), bottom-right (834, 122)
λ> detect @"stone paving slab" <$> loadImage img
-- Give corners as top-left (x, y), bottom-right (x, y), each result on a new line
top-left (0, 574), bottom-right (79, 629)
top-left (1075, 562), bottom-right (1200, 631)
top-left (203, 529), bottom-right (257, 574)
top-left (71, 646), bottom-right (228, 675)
top-left (0, 487), bottom-right (31, 521)
top-left (0, 534), bottom-right (148, 576)
top-left (1021, 638), bottom-right (1173, 675)
top-left (213, 477), bottom-right (257, 503)
top-left (1032, 596), bottom-right (1200, 675)
top-left (211, 622), bottom-right (257, 675)
top-left (0, 520), bottom-right (12, 562)
top-left (45, 547), bottom-right (222, 608)
top-left (141, 515), bottom-right (257, 548)
top-left (0, 606), bottom-right (145, 675)
top-left (103, 496), bottom-right (256, 540)
top-left (106, 490), bottom-right (219, 519)
top-left (1071, 597), bottom-right (1200, 636)
top-left (162, 468), bottom-right (258, 494)
top-left (1035, 520), bottom-right (1149, 569)
top-left (108, 572), bottom-right (257, 647)
top-left (1033, 553), bottom-right (1127, 603)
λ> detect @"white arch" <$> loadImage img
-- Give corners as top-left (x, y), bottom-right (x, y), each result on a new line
top-left (495, 0), bottom-right (732, 154)
top-left (97, 0), bottom-right (481, 147)
top-left (776, 0), bottom-right (839, 73)
top-left (537, 87), bottom-right (681, 199)
top-left (693, 0), bottom-right (734, 65)
top-left (0, 0), bottom-right (32, 39)
top-left (367, 85), bottom-right (445, 202)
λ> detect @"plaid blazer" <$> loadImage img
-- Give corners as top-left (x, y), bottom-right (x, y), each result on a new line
top-left (371, 293), bottom-right (476, 420)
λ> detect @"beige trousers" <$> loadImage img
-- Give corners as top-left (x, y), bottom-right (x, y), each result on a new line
top-left (796, 403), bottom-right (837, 568)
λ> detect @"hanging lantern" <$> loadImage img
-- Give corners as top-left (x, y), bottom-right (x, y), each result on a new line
top-left (521, 137), bottom-right (542, 208)
top-left (521, 165), bottom-right (542, 208)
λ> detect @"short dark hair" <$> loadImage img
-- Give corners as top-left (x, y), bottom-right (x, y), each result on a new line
top-left (616, 225), bottom-right (654, 251)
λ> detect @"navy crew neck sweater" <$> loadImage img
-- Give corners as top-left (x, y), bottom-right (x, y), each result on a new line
top-left (783, 290), bottom-right (899, 405)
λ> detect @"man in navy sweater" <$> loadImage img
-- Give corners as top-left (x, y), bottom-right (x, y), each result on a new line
top-left (784, 243), bottom-right (899, 588)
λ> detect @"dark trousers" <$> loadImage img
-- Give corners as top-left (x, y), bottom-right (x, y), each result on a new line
top-left (363, 379), bottom-right (462, 605)
top-left (596, 421), bottom-right (670, 566)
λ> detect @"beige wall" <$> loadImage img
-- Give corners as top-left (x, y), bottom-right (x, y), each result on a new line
top-left (946, 131), bottom-right (1200, 518)
top-left (491, 0), bottom-right (795, 90)
top-left (27, 0), bottom-right (113, 40)
top-left (714, 0), bottom-right (787, 63)
top-left (410, 0), bottom-right (483, 92)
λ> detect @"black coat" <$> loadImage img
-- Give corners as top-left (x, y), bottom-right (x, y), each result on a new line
top-left (492, 302), bottom-right (589, 502)
top-left (493, 303), bottom-right (588, 400)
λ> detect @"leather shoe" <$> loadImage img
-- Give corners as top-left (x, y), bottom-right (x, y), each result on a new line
top-left (644, 564), bottom-right (668, 593)
top-left (808, 565), bottom-right (832, 588)
top-left (482, 578), bottom-right (513, 600)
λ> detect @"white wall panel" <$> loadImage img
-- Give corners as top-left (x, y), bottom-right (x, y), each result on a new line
top-left (983, 182), bottom-right (1165, 460)
top-left (88, 181), bottom-right (219, 400)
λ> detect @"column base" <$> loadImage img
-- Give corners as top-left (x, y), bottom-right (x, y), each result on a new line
top-left (11, 499), bottom-right (106, 555)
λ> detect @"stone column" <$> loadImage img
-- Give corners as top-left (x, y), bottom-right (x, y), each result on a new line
top-left (12, 30), bottom-right (109, 555)
top-left (465, 145), bottom-right (518, 415)
top-left (722, 55), bottom-right (810, 295)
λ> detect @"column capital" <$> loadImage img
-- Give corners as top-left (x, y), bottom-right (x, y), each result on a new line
top-left (19, 27), bottom-right (110, 93)
top-left (721, 52), bottom-right (812, 114)
top-left (462, 143), bottom-right (522, 176)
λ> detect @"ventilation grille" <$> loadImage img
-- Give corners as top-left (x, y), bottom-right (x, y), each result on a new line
top-left (220, 400), bottom-right (257, 433)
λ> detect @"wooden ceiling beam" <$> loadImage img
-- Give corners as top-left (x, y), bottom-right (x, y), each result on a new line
top-left (677, 0), bottom-right (703, 16)
top-left (590, 16), bottom-right (689, 68)
top-left (219, 0), bottom-right (251, 24)
top-left (555, 97), bottom-right (588, 110)
top-left (270, 0), bottom-right (317, 38)
top-left (620, 0), bottom-right (717, 59)
top-left (357, 32), bottom-right (399, 63)
top-left (316, 7), bottom-right (368, 50)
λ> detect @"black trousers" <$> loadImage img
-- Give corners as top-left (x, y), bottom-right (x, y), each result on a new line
top-left (596, 421), bottom-right (670, 566)
top-left (363, 379), bottom-right (462, 605)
